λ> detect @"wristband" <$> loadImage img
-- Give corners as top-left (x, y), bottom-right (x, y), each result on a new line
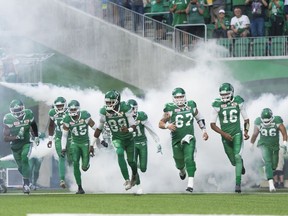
top-left (283, 141), bottom-right (287, 145)
top-left (49, 136), bottom-right (53, 142)
top-left (128, 127), bottom-right (134, 133)
top-left (202, 129), bottom-right (207, 133)
top-left (165, 122), bottom-right (170, 129)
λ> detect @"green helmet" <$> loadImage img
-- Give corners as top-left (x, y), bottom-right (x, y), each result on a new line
top-left (105, 90), bottom-right (120, 111)
top-left (10, 99), bottom-right (25, 119)
top-left (53, 96), bottom-right (67, 114)
top-left (127, 99), bottom-right (138, 116)
top-left (68, 100), bottom-right (80, 117)
top-left (172, 87), bottom-right (186, 106)
top-left (261, 108), bottom-right (273, 125)
top-left (219, 83), bottom-right (234, 103)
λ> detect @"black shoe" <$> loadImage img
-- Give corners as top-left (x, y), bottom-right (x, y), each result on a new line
top-left (274, 182), bottom-right (279, 189)
top-left (76, 188), bottom-right (85, 194)
top-left (279, 182), bottom-right (284, 188)
top-left (179, 170), bottom-right (186, 180)
top-left (186, 187), bottom-right (193, 193)
top-left (235, 184), bottom-right (241, 193)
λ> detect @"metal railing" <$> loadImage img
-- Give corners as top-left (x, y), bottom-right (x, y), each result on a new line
top-left (59, 0), bottom-right (288, 59)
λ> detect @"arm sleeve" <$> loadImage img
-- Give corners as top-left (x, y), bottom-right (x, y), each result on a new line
top-left (210, 107), bottom-right (219, 123)
top-left (143, 120), bottom-right (160, 143)
top-left (97, 114), bottom-right (106, 130)
top-left (239, 103), bottom-right (249, 120)
top-left (61, 129), bottom-right (68, 150)
top-left (31, 121), bottom-right (38, 137)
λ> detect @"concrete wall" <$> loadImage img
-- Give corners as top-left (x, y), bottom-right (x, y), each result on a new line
top-left (0, 0), bottom-right (195, 91)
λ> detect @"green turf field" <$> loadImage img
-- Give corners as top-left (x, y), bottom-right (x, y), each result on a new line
top-left (1, 190), bottom-right (288, 216)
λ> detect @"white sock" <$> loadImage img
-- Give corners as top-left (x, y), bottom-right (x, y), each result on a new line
top-left (188, 177), bottom-right (194, 188)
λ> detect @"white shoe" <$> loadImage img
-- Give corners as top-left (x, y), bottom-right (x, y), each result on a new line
top-left (183, 47), bottom-right (189, 53)
top-left (60, 180), bottom-right (66, 189)
top-left (136, 187), bottom-right (143, 195)
top-left (269, 185), bottom-right (276, 192)
top-left (124, 180), bottom-right (132, 191)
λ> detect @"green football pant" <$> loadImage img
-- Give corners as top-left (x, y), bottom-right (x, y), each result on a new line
top-left (12, 143), bottom-right (31, 179)
top-left (29, 157), bottom-right (42, 185)
top-left (113, 138), bottom-right (137, 181)
top-left (71, 142), bottom-right (90, 185)
top-left (259, 145), bottom-right (279, 180)
top-left (55, 137), bottom-right (72, 182)
top-left (134, 141), bottom-right (148, 185)
top-left (222, 133), bottom-right (243, 185)
top-left (172, 138), bottom-right (196, 177)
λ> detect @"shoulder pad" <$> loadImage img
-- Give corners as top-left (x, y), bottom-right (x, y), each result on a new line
top-left (234, 95), bottom-right (244, 104)
top-left (48, 108), bottom-right (56, 117)
top-left (137, 111), bottom-right (148, 121)
top-left (274, 116), bottom-right (283, 124)
top-left (212, 98), bottom-right (222, 107)
top-left (254, 117), bottom-right (261, 125)
top-left (163, 103), bottom-right (174, 112)
top-left (81, 110), bottom-right (91, 119)
top-left (187, 100), bottom-right (197, 108)
top-left (100, 107), bottom-right (106, 115)
top-left (119, 101), bottom-right (131, 112)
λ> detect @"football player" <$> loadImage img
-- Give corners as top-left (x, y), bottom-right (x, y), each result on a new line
top-left (3, 99), bottom-right (40, 194)
top-left (250, 108), bottom-right (287, 192)
top-left (61, 100), bottom-right (96, 194)
top-left (159, 87), bottom-right (209, 193)
top-left (210, 83), bottom-right (250, 193)
top-left (127, 99), bottom-right (162, 195)
top-left (93, 90), bottom-right (138, 191)
top-left (47, 96), bottom-right (73, 189)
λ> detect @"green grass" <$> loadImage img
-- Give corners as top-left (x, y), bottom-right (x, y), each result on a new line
top-left (0, 191), bottom-right (288, 215)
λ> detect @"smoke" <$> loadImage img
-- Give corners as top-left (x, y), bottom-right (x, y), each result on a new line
top-left (1, 40), bottom-right (287, 194)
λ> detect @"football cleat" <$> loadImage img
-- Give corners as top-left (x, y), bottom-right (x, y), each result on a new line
top-left (186, 187), bottom-right (193, 193)
top-left (235, 184), bottom-right (241, 193)
top-left (76, 188), bottom-right (85, 194)
top-left (124, 180), bottom-right (132, 190)
top-left (179, 169), bottom-right (186, 180)
top-left (23, 184), bottom-right (30, 194)
top-left (60, 180), bottom-right (66, 189)
top-left (269, 184), bottom-right (276, 192)
top-left (279, 182), bottom-right (284, 188)
top-left (135, 185), bottom-right (143, 195)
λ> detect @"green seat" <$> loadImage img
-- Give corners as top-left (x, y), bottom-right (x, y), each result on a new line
top-left (217, 38), bottom-right (231, 57)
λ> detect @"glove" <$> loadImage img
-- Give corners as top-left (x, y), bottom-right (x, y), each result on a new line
top-left (47, 141), bottom-right (52, 148)
top-left (100, 140), bottom-right (108, 148)
top-left (156, 144), bottom-right (162, 154)
top-left (61, 149), bottom-right (66, 158)
top-left (89, 146), bottom-right (95, 157)
top-left (34, 137), bottom-right (40, 146)
top-left (16, 127), bottom-right (25, 140)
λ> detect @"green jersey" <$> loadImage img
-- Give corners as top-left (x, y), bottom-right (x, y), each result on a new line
top-left (3, 109), bottom-right (35, 149)
top-left (48, 108), bottom-right (67, 139)
top-left (134, 111), bottom-right (148, 143)
top-left (164, 100), bottom-right (197, 145)
top-left (212, 95), bottom-right (244, 136)
top-left (99, 101), bottom-right (135, 140)
top-left (62, 110), bottom-right (91, 144)
top-left (254, 116), bottom-right (283, 146)
top-left (170, 0), bottom-right (188, 26)
top-left (151, 0), bottom-right (165, 13)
